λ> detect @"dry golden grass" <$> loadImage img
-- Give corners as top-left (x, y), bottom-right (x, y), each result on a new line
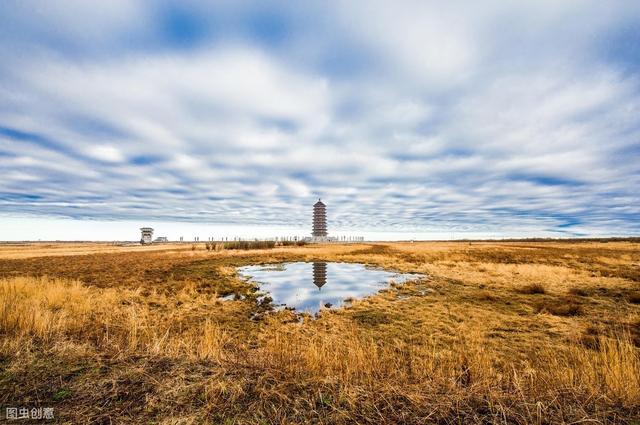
top-left (0, 241), bottom-right (639, 423)
top-left (0, 242), bottom-right (194, 259)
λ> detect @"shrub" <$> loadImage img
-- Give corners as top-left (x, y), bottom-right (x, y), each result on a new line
top-left (223, 241), bottom-right (276, 250)
top-left (278, 240), bottom-right (308, 246)
top-left (204, 242), bottom-right (223, 251)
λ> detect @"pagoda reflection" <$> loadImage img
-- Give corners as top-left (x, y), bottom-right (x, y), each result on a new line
top-left (313, 262), bottom-right (327, 290)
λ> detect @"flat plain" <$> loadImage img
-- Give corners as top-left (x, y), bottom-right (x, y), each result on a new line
top-left (0, 241), bottom-right (639, 424)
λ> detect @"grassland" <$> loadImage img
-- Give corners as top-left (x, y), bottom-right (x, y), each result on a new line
top-left (0, 241), bottom-right (639, 424)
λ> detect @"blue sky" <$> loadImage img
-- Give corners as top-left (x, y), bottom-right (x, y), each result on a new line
top-left (1, 0), bottom-right (639, 240)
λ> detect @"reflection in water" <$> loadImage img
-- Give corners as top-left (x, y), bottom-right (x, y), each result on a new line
top-left (238, 262), bottom-right (420, 314)
top-left (313, 262), bottom-right (327, 290)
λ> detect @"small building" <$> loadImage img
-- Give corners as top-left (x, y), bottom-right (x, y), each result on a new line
top-left (154, 236), bottom-right (168, 243)
top-left (140, 227), bottom-right (154, 245)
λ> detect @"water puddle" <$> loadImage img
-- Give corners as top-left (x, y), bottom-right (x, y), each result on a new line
top-left (238, 262), bottom-right (420, 314)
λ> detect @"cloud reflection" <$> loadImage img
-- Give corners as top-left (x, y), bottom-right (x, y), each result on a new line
top-left (238, 262), bottom-right (419, 314)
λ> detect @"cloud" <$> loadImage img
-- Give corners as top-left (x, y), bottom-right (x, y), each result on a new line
top-left (0, 0), bottom-right (639, 239)
top-left (85, 145), bottom-right (125, 163)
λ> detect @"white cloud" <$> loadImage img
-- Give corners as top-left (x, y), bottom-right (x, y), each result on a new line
top-left (335, 0), bottom-right (480, 86)
top-left (0, 1), bottom-right (638, 239)
top-left (85, 145), bottom-right (125, 163)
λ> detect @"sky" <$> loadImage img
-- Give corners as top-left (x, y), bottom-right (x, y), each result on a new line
top-left (1, 0), bottom-right (639, 241)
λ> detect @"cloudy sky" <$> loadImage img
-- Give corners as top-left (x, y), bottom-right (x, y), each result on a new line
top-left (1, 0), bottom-right (639, 241)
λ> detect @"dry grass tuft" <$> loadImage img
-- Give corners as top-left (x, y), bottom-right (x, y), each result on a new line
top-left (543, 332), bottom-right (640, 407)
top-left (568, 286), bottom-right (590, 297)
top-left (474, 290), bottom-right (497, 301)
top-left (534, 298), bottom-right (583, 316)
top-left (517, 283), bottom-right (546, 294)
top-left (578, 326), bottom-right (601, 349)
top-left (0, 276), bottom-right (96, 340)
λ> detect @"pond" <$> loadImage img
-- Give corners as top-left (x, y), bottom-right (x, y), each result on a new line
top-left (237, 262), bottom-right (421, 314)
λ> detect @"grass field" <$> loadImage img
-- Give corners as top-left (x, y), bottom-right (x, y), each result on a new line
top-left (0, 241), bottom-right (639, 423)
